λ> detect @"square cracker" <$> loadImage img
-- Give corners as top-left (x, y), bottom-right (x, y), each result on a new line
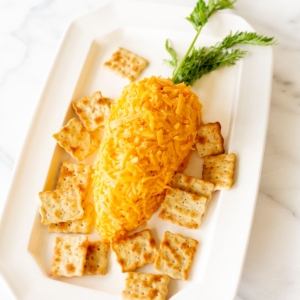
top-left (53, 118), bottom-right (100, 161)
top-left (154, 231), bottom-right (198, 280)
top-left (84, 241), bottom-right (110, 275)
top-left (171, 173), bottom-right (214, 200)
top-left (56, 161), bottom-right (93, 200)
top-left (72, 91), bottom-right (111, 131)
top-left (111, 229), bottom-right (157, 272)
top-left (122, 272), bottom-right (170, 300)
top-left (104, 47), bottom-right (148, 82)
top-left (39, 187), bottom-right (84, 225)
top-left (196, 122), bottom-right (224, 158)
top-left (202, 153), bottom-right (236, 191)
top-left (50, 235), bottom-right (88, 277)
top-left (48, 202), bottom-right (95, 234)
top-left (159, 188), bottom-right (207, 229)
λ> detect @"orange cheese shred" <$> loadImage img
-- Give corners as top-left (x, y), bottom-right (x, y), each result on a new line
top-left (93, 76), bottom-right (202, 241)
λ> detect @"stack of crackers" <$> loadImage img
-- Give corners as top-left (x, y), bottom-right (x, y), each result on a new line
top-left (111, 228), bottom-right (198, 299)
top-left (158, 122), bottom-right (236, 230)
top-left (39, 160), bottom-right (111, 278)
top-left (39, 161), bottom-right (95, 234)
top-left (38, 89), bottom-right (116, 277)
top-left (50, 236), bottom-right (109, 277)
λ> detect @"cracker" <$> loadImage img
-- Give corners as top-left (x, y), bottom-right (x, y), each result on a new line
top-left (72, 91), bottom-right (111, 131)
top-left (196, 122), bottom-right (224, 158)
top-left (50, 235), bottom-right (88, 277)
top-left (154, 231), bottom-right (198, 280)
top-left (122, 272), bottom-right (170, 300)
top-left (84, 241), bottom-right (110, 275)
top-left (202, 153), bottom-right (236, 190)
top-left (56, 161), bottom-right (93, 200)
top-left (48, 202), bottom-right (95, 233)
top-left (159, 188), bottom-right (207, 229)
top-left (104, 47), bottom-right (148, 82)
top-left (111, 229), bottom-right (157, 272)
top-left (39, 187), bottom-right (84, 225)
top-left (171, 173), bottom-right (214, 200)
top-left (53, 118), bottom-right (100, 161)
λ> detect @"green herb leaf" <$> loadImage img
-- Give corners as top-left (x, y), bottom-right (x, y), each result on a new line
top-left (218, 31), bottom-right (277, 49)
top-left (186, 0), bottom-right (236, 31)
top-left (172, 31), bottom-right (276, 86)
top-left (164, 0), bottom-right (276, 86)
top-left (163, 39), bottom-right (178, 69)
top-left (172, 47), bottom-right (246, 86)
top-left (186, 0), bottom-right (209, 31)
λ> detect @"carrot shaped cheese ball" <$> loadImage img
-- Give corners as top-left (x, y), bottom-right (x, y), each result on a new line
top-left (93, 76), bottom-right (202, 241)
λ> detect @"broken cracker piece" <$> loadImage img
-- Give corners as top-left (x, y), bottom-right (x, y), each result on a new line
top-left (72, 91), bottom-right (111, 131)
top-left (202, 153), bottom-right (236, 191)
top-left (196, 122), bottom-right (224, 158)
top-left (159, 188), bottom-right (207, 229)
top-left (56, 161), bottom-right (93, 201)
top-left (53, 118), bottom-right (100, 161)
top-left (122, 272), bottom-right (170, 300)
top-left (111, 229), bottom-right (157, 272)
top-left (154, 231), bottom-right (198, 280)
top-left (50, 235), bottom-right (88, 277)
top-left (104, 47), bottom-right (148, 82)
top-left (48, 202), bottom-right (95, 234)
top-left (39, 187), bottom-right (84, 225)
top-left (84, 240), bottom-right (109, 275)
top-left (171, 173), bottom-right (214, 201)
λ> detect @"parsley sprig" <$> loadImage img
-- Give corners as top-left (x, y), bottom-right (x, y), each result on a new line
top-left (165, 0), bottom-right (276, 86)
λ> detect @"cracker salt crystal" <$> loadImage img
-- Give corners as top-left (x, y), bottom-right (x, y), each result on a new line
top-left (50, 235), bottom-right (88, 277)
top-left (202, 153), bottom-right (236, 191)
top-left (48, 202), bottom-right (95, 234)
top-left (52, 118), bottom-right (100, 161)
top-left (154, 231), bottom-right (198, 280)
top-left (72, 91), bottom-right (112, 131)
top-left (122, 272), bottom-right (170, 300)
top-left (84, 240), bottom-right (110, 275)
top-left (159, 188), bottom-right (207, 229)
top-left (196, 122), bottom-right (224, 158)
top-left (39, 187), bottom-right (84, 225)
top-left (56, 161), bottom-right (93, 201)
top-left (111, 229), bottom-right (157, 272)
top-left (104, 47), bottom-right (148, 82)
top-left (171, 173), bottom-right (214, 201)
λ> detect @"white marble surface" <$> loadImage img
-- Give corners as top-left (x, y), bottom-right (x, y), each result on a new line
top-left (0, 0), bottom-right (299, 299)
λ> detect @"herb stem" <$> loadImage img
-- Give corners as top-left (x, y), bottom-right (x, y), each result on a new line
top-left (172, 27), bottom-right (202, 80)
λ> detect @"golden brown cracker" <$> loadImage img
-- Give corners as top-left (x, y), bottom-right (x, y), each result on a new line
top-left (202, 153), bottom-right (236, 190)
top-left (122, 272), bottom-right (170, 300)
top-left (84, 240), bottom-right (109, 275)
top-left (171, 173), bottom-right (214, 200)
top-left (104, 47), bottom-right (148, 82)
top-left (39, 187), bottom-right (84, 225)
top-left (154, 231), bottom-right (198, 280)
top-left (111, 229), bottom-right (157, 272)
top-left (48, 202), bottom-right (95, 234)
top-left (56, 161), bottom-right (93, 200)
top-left (50, 235), bottom-right (88, 277)
top-left (159, 188), bottom-right (207, 229)
top-left (72, 91), bottom-right (111, 131)
top-left (52, 118), bottom-right (100, 161)
top-left (196, 122), bottom-right (224, 158)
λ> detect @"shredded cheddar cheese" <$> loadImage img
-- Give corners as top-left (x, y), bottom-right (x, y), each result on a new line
top-left (93, 76), bottom-right (202, 241)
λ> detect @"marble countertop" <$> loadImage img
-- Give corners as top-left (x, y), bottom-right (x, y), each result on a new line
top-left (0, 0), bottom-right (299, 299)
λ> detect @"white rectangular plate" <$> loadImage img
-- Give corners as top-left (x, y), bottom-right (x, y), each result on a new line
top-left (0, 1), bottom-right (273, 300)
